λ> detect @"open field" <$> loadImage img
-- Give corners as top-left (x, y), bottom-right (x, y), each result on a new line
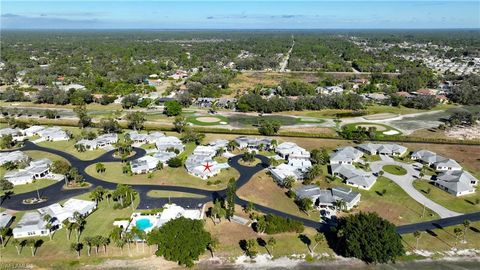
top-left (146, 190), bottom-right (206, 198)
top-left (413, 180), bottom-right (480, 213)
top-left (85, 162), bottom-right (239, 190)
top-left (237, 171), bottom-right (320, 222)
top-left (1, 193), bottom-right (144, 269)
top-left (402, 221), bottom-right (480, 253)
top-left (205, 204), bottom-right (332, 258)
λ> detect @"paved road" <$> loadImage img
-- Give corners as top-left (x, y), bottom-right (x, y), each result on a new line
top-left (1, 142), bottom-right (477, 235)
top-left (370, 158), bottom-right (461, 218)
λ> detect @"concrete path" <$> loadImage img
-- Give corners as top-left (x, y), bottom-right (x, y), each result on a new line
top-left (370, 159), bottom-right (461, 218)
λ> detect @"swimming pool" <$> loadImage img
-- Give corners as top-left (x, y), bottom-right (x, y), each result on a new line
top-left (135, 218), bottom-right (153, 231)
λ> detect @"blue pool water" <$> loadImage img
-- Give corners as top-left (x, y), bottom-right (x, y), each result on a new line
top-left (135, 218), bottom-right (153, 231)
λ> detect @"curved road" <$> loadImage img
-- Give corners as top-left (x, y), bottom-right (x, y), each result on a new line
top-left (1, 142), bottom-right (479, 234)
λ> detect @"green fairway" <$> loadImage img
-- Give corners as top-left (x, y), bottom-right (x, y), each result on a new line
top-left (187, 114), bottom-right (229, 126)
top-left (383, 165), bottom-right (408, 175)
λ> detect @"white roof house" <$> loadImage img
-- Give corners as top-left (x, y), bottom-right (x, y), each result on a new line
top-left (4, 158), bottom-right (53, 185)
top-left (0, 211), bottom-right (13, 229)
top-left (13, 212), bottom-right (49, 238)
top-left (63, 198), bottom-right (97, 216)
top-left (434, 171), bottom-right (478, 196)
top-left (152, 151), bottom-right (177, 164)
top-left (37, 199), bottom-right (97, 226)
top-left (155, 136), bottom-right (184, 153)
top-left (331, 163), bottom-right (377, 190)
top-left (37, 126), bottom-right (69, 141)
top-left (276, 142), bottom-right (310, 160)
top-left (128, 131), bottom-right (165, 145)
top-left (76, 133), bottom-right (118, 150)
top-left (234, 136), bottom-right (273, 150)
top-left (330, 146), bottom-right (363, 165)
top-left (0, 127), bottom-right (25, 141)
top-left (0, 150), bottom-right (29, 165)
top-left (156, 203), bottom-right (203, 227)
top-left (357, 143), bottom-right (408, 156)
top-left (435, 159), bottom-right (462, 172)
top-left (130, 155), bottom-right (160, 174)
top-left (293, 185), bottom-right (361, 211)
top-left (185, 145), bottom-right (229, 179)
top-left (208, 139), bottom-right (229, 150)
top-left (270, 163), bottom-right (303, 184)
top-left (316, 86), bottom-right (344, 95)
top-left (23, 125), bottom-right (45, 137)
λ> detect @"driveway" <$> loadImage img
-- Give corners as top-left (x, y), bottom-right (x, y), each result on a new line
top-left (370, 159), bottom-right (461, 218)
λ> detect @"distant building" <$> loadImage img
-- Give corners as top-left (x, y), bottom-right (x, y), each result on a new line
top-left (234, 136), bottom-right (273, 150)
top-left (357, 143), bottom-right (408, 157)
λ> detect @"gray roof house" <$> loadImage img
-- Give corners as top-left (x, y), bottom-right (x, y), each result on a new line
top-left (185, 145), bottom-right (229, 179)
top-left (331, 163), bottom-right (377, 190)
top-left (411, 150), bottom-right (462, 171)
top-left (293, 185), bottom-right (361, 211)
top-left (13, 212), bottom-right (49, 238)
top-left (130, 156), bottom-right (159, 174)
top-left (357, 143), bottom-right (408, 156)
top-left (434, 171), bottom-right (478, 196)
top-left (76, 133), bottom-right (118, 150)
top-left (329, 146), bottom-right (363, 165)
top-left (155, 136), bottom-right (184, 153)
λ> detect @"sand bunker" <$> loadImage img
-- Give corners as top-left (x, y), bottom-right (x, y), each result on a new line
top-left (196, 116), bottom-right (222, 123)
top-left (363, 113), bottom-right (399, 120)
top-left (357, 124), bottom-right (388, 131)
top-left (383, 130), bottom-right (400, 135)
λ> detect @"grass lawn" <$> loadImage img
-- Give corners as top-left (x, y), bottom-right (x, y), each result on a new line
top-left (401, 221), bottom-right (480, 253)
top-left (237, 171), bottom-right (320, 222)
top-left (413, 180), bottom-right (480, 213)
top-left (383, 165), bottom-right (408, 175)
top-left (146, 190), bottom-right (206, 198)
top-left (318, 176), bottom-right (439, 225)
top-left (24, 150), bottom-right (71, 164)
top-left (1, 192), bottom-right (147, 268)
top-left (85, 162), bottom-right (239, 190)
top-left (227, 114), bottom-right (307, 127)
top-left (37, 140), bottom-right (106, 161)
top-left (238, 158), bottom-right (262, 167)
top-left (187, 114), bottom-right (229, 126)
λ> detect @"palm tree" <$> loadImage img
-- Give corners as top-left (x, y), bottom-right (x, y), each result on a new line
top-left (70, 242), bottom-right (83, 258)
top-left (124, 231), bottom-right (134, 255)
top-left (311, 232), bottom-right (325, 255)
top-left (89, 186), bottom-right (106, 204)
top-left (283, 176), bottom-right (295, 189)
top-left (95, 163), bottom-right (106, 173)
top-left (454, 227), bottom-right (463, 247)
top-left (413, 231), bottom-right (421, 250)
top-left (130, 226), bottom-right (141, 252)
top-left (227, 140), bottom-right (238, 151)
top-left (463, 219), bottom-right (471, 243)
top-left (335, 199), bottom-right (347, 212)
top-left (0, 227), bottom-right (10, 247)
top-left (27, 239), bottom-right (36, 256)
top-left (12, 238), bottom-right (21, 255)
top-left (73, 212), bottom-right (86, 241)
top-left (84, 236), bottom-right (93, 256)
top-left (63, 219), bottom-right (73, 240)
top-left (207, 237), bottom-right (219, 258)
top-left (267, 237), bottom-right (276, 256)
top-left (115, 238), bottom-right (126, 255)
top-left (43, 214), bottom-right (53, 240)
top-left (101, 236), bottom-right (110, 254)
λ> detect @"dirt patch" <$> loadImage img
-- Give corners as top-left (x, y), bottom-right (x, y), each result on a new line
top-left (446, 125), bottom-right (480, 141)
top-left (196, 116), bottom-right (222, 123)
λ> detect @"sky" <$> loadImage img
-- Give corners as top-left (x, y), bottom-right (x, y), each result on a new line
top-left (1, 1), bottom-right (479, 29)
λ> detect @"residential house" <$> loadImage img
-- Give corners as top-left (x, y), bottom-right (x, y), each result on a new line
top-left (37, 199), bottom-right (97, 226)
top-left (0, 151), bottom-right (29, 166)
top-left (12, 212), bottom-right (49, 238)
top-left (316, 86), bottom-right (344, 95)
top-left (185, 145), bottom-right (229, 179)
top-left (130, 156), bottom-right (160, 174)
top-left (357, 143), bottom-right (408, 156)
top-left (234, 136), bottom-right (273, 150)
top-left (76, 133), bottom-right (118, 150)
top-left (23, 126), bottom-right (46, 137)
top-left (155, 136), bottom-right (184, 153)
top-left (0, 127), bottom-right (25, 141)
top-left (270, 163), bottom-right (305, 185)
top-left (411, 150), bottom-right (462, 171)
top-left (4, 158), bottom-right (54, 185)
top-left (331, 163), bottom-right (377, 190)
top-left (37, 127), bottom-right (69, 141)
top-left (128, 131), bottom-right (165, 145)
top-left (434, 171), bottom-right (478, 196)
top-left (329, 146), bottom-right (363, 165)
top-left (293, 185), bottom-right (361, 211)
top-left (152, 151), bottom-right (177, 164)
top-left (0, 211), bottom-right (13, 229)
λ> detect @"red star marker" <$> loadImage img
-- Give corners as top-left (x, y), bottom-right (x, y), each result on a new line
top-left (203, 161), bottom-right (213, 172)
